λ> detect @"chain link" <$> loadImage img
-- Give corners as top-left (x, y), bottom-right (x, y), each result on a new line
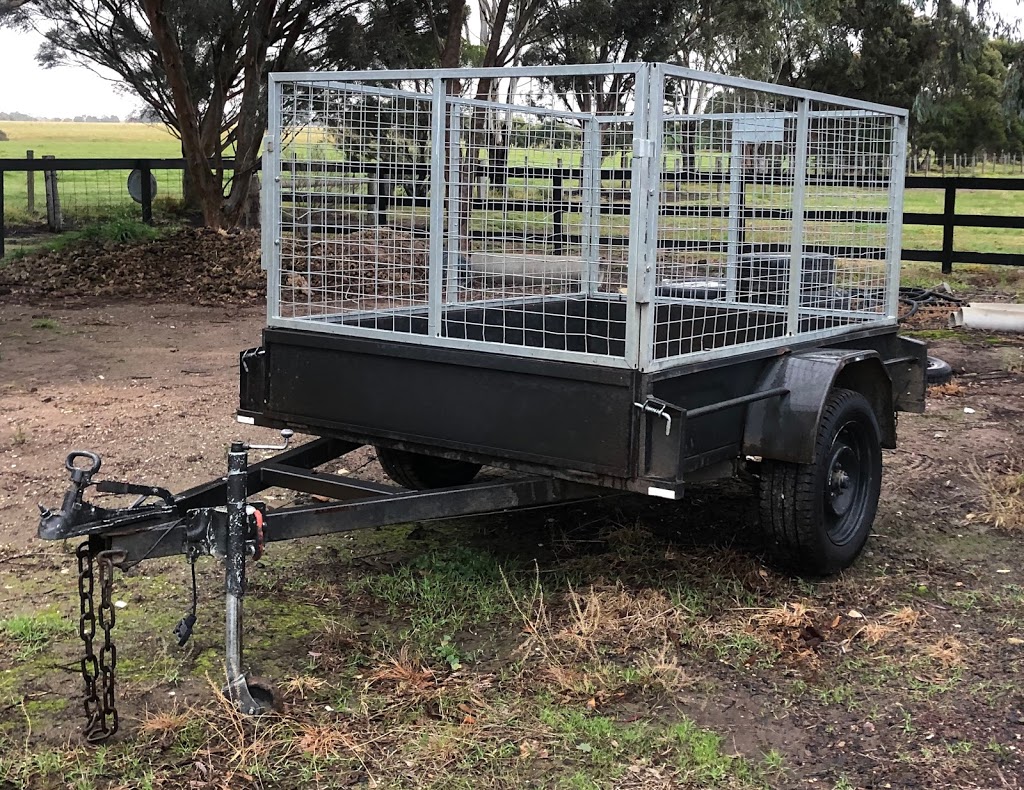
top-left (76, 541), bottom-right (125, 743)
top-left (76, 541), bottom-right (101, 738)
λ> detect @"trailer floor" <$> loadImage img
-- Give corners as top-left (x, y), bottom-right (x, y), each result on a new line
top-left (1, 299), bottom-right (1023, 789)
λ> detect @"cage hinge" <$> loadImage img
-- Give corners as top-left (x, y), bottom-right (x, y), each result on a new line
top-left (633, 138), bottom-right (653, 158)
top-left (264, 136), bottom-right (274, 153)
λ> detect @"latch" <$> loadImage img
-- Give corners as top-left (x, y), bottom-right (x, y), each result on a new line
top-left (634, 397), bottom-right (679, 436)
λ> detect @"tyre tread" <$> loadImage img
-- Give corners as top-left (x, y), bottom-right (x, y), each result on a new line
top-left (376, 447), bottom-right (482, 490)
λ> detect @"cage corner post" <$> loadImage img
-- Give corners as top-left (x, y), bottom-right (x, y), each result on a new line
top-left (785, 97), bottom-right (810, 337)
top-left (634, 62), bottom-right (665, 372)
top-left (428, 76), bottom-right (448, 338)
top-left (623, 63), bottom-right (653, 371)
top-left (263, 75), bottom-right (283, 324)
top-left (886, 112), bottom-right (909, 318)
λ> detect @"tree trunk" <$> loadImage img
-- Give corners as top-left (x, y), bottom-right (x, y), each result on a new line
top-left (225, 0), bottom-right (277, 227)
top-left (439, 0), bottom-right (466, 68)
top-left (142, 0), bottom-right (225, 229)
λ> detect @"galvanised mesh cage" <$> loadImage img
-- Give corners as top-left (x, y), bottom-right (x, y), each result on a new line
top-left (263, 63), bottom-right (907, 371)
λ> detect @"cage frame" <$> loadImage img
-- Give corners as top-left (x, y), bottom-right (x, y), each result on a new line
top-left (262, 63), bottom-right (909, 374)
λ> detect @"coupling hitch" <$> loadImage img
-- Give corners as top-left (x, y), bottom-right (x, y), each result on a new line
top-left (39, 451), bottom-right (178, 541)
top-left (38, 452), bottom-right (102, 539)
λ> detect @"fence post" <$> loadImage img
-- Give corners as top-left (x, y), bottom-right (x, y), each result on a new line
top-left (552, 158), bottom-right (564, 255)
top-left (26, 150), bottom-right (34, 213)
top-left (941, 183), bottom-right (956, 275)
top-left (140, 165), bottom-right (153, 224)
top-left (43, 155), bottom-right (62, 231)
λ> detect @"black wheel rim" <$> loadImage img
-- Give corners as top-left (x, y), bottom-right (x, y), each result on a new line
top-left (823, 419), bottom-right (873, 546)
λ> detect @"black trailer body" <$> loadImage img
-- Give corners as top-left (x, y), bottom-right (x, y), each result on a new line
top-left (239, 317), bottom-right (925, 499)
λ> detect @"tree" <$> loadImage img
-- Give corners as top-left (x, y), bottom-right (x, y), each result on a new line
top-left (1, 0), bottom-right (363, 228)
top-left (913, 39), bottom-right (1013, 156)
top-left (791, 0), bottom-right (934, 109)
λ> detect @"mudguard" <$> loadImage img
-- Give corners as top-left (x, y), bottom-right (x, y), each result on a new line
top-left (743, 349), bottom-right (898, 465)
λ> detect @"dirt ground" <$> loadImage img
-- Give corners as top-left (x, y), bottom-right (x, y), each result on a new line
top-left (1, 293), bottom-right (1023, 789)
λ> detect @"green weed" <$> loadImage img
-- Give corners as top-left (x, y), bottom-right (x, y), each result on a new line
top-left (0, 610), bottom-right (74, 659)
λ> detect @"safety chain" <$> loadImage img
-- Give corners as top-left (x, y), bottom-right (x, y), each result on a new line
top-left (76, 540), bottom-right (126, 743)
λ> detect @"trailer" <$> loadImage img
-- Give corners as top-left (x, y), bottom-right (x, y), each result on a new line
top-left (38, 63), bottom-right (925, 742)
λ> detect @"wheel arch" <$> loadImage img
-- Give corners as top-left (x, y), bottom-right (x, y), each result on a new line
top-left (743, 350), bottom-right (895, 465)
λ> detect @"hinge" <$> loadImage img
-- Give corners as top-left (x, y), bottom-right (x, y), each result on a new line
top-left (633, 138), bottom-right (653, 158)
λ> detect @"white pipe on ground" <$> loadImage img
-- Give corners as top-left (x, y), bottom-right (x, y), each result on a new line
top-left (949, 302), bottom-right (1024, 332)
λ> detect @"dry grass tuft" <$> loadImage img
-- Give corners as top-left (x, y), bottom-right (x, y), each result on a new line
top-left (884, 607), bottom-right (923, 629)
top-left (857, 621), bottom-right (898, 645)
top-left (140, 709), bottom-right (191, 748)
top-left (554, 583), bottom-right (689, 661)
top-left (297, 723), bottom-right (358, 759)
top-left (746, 602), bottom-right (816, 630)
top-left (367, 647), bottom-right (439, 703)
top-left (850, 607), bottom-right (923, 645)
top-left (282, 675), bottom-right (330, 700)
top-left (967, 459), bottom-right (1024, 530)
top-left (505, 568), bottom-right (694, 696)
top-left (633, 640), bottom-right (690, 692)
top-left (924, 636), bottom-right (967, 668)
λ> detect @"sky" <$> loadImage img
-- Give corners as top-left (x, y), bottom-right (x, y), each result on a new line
top-left (1, 0), bottom-right (1022, 119)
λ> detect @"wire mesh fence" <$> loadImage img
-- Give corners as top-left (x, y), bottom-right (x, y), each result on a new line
top-left (40, 166), bottom-right (186, 226)
top-left (266, 64), bottom-right (907, 371)
top-left (0, 158), bottom-right (215, 232)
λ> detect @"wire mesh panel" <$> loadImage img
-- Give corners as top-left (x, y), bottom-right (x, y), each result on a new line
top-left (267, 65), bottom-right (645, 366)
top-left (274, 79), bottom-right (437, 331)
top-left (647, 67), bottom-right (906, 369)
top-left (265, 64), bottom-right (906, 371)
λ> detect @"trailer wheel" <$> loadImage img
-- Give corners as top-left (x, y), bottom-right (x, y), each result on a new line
top-left (926, 356), bottom-right (953, 386)
top-left (376, 447), bottom-right (482, 490)
top-left (759, 388), bottom-right (882, 576)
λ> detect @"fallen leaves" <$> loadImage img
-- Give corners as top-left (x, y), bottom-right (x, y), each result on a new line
top-left (1, 227), bottom-right (263, 305)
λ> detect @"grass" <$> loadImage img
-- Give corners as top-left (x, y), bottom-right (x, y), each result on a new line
top-left (4, 214), bottom-right (163, 261)
top-left (345, 545), bottom-right (519, 660)
top-left (2, 496), bottom-right (1022, 788)
top-left (0, 610), bottom-right (74, 660)
top-left (1, 121), bottom-right (184, 227)
top-left (0, 120), bottom-right (180, 157)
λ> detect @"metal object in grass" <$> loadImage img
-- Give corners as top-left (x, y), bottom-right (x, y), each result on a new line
top-left (127, 169), bottom-right (158, 205)
top-left (36, 63), bottom-right (928, 740)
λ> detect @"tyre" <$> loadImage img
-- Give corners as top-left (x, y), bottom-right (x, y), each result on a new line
top-left (926, 356), bottom-right (953, 386)
top-left (759, 388), bottom-right (882, 576)
top-left (375, 446), bottom-right (482, 490)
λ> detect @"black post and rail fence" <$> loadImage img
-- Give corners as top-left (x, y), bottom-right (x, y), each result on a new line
top-left (2, 156), bottom-right (1024, 272)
